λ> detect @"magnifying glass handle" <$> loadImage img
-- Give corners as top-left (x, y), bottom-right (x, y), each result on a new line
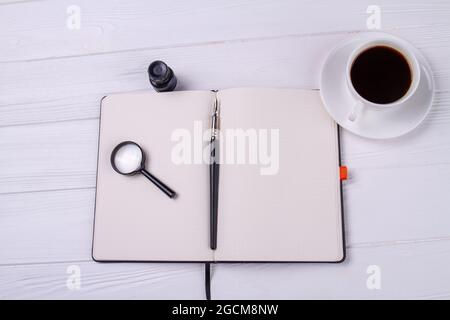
top-left (140, 169), bottom-right (176, 199)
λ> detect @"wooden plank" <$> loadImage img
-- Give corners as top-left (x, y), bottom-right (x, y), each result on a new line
top-left (343, 165), bottom-right (450, 245)
top-left (0, 0), bottom-right (449, 62)
top-left (0, 119), bottom-right (98, 194)
top-left (0, 189), bottom-right (95, 264)
top-left (1, 161), bottom-right (450, 264)
top-left (0, 261), bottom-right (205, 299)
top-left (0, 27), bottom-right (448, 127)
top-left (0, 240), bottom-right (449, 299)
top-left (212, 240), bottom-right (450, 299)
top-left (0, 33), bottom-right (348, 126)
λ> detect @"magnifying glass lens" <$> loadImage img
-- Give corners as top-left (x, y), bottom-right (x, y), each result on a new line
top-left (113, 143), bottom-right (142, 174)
top-left (111, 141), bottom-right (176, 198)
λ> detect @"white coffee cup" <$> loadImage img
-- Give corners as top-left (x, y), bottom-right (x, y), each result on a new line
top-left (346, 37), bottom-right (421, 122)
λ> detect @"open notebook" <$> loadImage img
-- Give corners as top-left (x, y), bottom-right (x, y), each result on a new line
top-left (92, 88), bottom-right (345, 262)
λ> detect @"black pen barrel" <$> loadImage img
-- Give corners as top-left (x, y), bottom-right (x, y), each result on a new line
top-left (210, 137), bottom-right (219, 250)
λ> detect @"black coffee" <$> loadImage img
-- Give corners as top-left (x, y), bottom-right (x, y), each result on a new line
top-left (350, 46), bottom-right (412, 104)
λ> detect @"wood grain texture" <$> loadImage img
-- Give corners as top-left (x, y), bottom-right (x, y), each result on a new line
top-left (1, 241), bottom-right (449, 299)
top-left (1, 170), bottom-right (450, 266)
top-left (212, 240), bottom-right (450, 299)
top-left (0, 27), bottom-right (449, 127)
top-left (0, 262), bottom-right (205, 299)
top-left (0, 0), bottom-right (450, 299)
top-left (0, 0), bottom-right (449, 62)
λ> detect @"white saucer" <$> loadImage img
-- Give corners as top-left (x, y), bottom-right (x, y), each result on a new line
top-left (320, 32), bottom-right (435, 139)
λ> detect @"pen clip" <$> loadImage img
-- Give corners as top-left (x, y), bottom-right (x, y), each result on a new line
top-left (211, 98), bottom-right (220, 138)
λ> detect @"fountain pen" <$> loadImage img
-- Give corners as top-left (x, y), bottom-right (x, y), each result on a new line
top-left (210, 98), bottom-right (220, 250)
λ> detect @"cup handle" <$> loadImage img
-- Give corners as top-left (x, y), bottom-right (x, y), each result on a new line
top-left (348, 101), bottom-right (364, 122)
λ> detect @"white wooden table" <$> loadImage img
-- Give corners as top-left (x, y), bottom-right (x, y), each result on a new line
top-left (1, 0), bottom-right (449, 299)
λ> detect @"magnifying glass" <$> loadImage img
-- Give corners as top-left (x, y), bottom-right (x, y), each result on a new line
top-left (110, 141), bottom-right (176, 199)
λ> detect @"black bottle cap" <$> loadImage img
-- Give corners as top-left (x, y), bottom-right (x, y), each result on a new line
top-left (148, 60), bottom-right (177, 92)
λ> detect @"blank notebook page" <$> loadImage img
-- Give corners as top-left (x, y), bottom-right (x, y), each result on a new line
top-left (215, 88), bottom-right (344, 262)
top-left (93, 91), bottom-right (215, 261)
